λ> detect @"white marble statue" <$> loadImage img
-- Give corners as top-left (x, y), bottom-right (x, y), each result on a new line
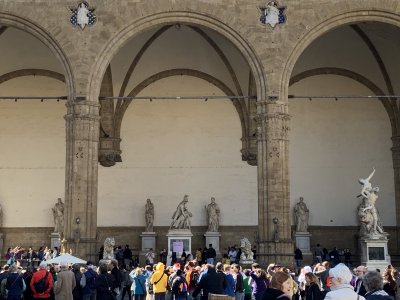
top-left (264, 1), bottom-right (280, 27)
top-left (103, 237), bottom-right (115, 260)
top-left (77, 2), bottom-right (89, 29)
top-left (52, 198), bottom-right (64, 235)
top-left (357, 169), bottom-right (385, 237)
top-left (170, 195), bottom-right (192, 230)
top-left (145, 198), bottom-right (154, 232)
top-left (294, 197), bottom-right (309, 232)
top-left (240, 237), bottom-right (254, 261)
top-left (206, 197), bottom-right (220, 232)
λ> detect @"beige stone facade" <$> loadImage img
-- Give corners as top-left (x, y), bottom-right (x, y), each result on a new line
top-left (1, 0), bottom-right (400, 265)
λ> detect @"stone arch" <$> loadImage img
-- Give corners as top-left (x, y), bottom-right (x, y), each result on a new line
top-left (0, 12), bottom-right (74, 98)
top-left (114, 68), bottom-right (245, 140)
top-left (88, 11), bottom-right (267, 104)
top-left (281, 10), bottom-right (400, 102)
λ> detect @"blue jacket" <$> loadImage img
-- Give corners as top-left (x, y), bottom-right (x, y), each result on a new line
top-left (82, 268), bottom-right (98, 295)
top-left (224, 273), bottom-right (235, 297)
top-left (130, 273), bottom-right (146, 295)
top-left (6, 272), bottom-right (24, 297)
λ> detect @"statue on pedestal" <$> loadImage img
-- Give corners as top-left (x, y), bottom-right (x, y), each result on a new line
top-left (357, 169), bottom-right (385, 237)
top-left (103, 237), bottom-right (115, 260)
top-left (206, 197), bottom-right (220, 232)
top-left (145, 198), bottom-right (154, 232)
top-left (52, 198), bottom-right (64, 235)
top-left (170, 195), bottom-right (192, 230)
top-left (294, 197), bottom-right (309, 232)
top-left (239, 237), bottom-right (254, 261)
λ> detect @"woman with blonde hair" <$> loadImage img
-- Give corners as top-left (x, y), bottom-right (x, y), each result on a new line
top-left (130, 267), bottom-right (147, 300)
top-left (304, 272), bottom-right (323, 300)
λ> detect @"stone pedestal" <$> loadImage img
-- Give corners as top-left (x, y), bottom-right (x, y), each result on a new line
top-left (140, 232), bottom-right (157, 265)
top-left (360, 235), bottom-right (391, 271)
top-left (204, 231), bottom-right (221, 255)
top-left (294, 232), bottom-right (312, 255)
top-left (50, 232), bottom-right (61, 250)
top-left (166, 229), bottom-right (193, 266)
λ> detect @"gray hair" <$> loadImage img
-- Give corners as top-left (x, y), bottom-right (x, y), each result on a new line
top-left (363, 271), bottom-right (384, 291)
top-left (329, 263), bottom-right (352, 284)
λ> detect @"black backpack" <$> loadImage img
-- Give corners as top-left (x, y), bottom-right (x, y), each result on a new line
top-left (189, 271), bottom-right (199, 288)
top-left (34, 272), bottom-right (49, 294)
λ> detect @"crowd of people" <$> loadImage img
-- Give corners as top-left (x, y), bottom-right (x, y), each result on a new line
top-left (0, 243), bottom-right (399, 300)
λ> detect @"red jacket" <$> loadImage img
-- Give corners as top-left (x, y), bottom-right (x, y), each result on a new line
top-left (30, 269), bottom-right (53, 298)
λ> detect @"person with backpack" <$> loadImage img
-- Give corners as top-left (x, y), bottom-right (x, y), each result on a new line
top-left (5, 264), bottom-right (25, 300)
top-left (130, 267), bottom-right (147, 300)
top-left (150, 263), bottom-right (168, 300)
top-left (80, 262), bottom-right (98, 300)
top-left (30, 261), bottom-right (53, 299)
top-left (184, 262), bottom-right (198, 300)
top-left (171, 270), bottom-right (187, 300)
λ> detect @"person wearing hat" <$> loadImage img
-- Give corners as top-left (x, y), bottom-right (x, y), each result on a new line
top-left (30, 261), bottom-right (53, 299)
top-left (54, 262), bottom-right (76, 300)
top-left (150, 263), bottom-right (168, 300)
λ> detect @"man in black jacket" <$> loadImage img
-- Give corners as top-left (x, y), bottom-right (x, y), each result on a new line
top-left (192, 265), bottom-right (227, 300)
top-left (206, 244), bottom-right (216, 265)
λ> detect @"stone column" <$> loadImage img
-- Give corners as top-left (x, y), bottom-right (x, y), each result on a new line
top-left (256, 99), bottom-right (293, 265)
top-left (391, 135), bottom-right (400, 250)
top-left (64, 100), bottom-right (100, 260)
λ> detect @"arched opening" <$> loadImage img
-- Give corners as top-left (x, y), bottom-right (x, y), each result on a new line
top-left (0, 18), bottom-right (71, 247)
top-left (91, 15), bottom-right (266, 249)
top-left (288, 20), bottom-right (400, 255)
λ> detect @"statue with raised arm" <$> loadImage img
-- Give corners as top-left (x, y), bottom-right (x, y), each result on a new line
top-left (206, 197), bottom-right (220, 232)
top-left (357, 169), bottom-right (385, 237)
top-left (145, 198), bottom-right (154, 232)
top-left (294, 197), bottom-right (309, 232)
top-left (52, 198), bottom-right (64, 235)
top-left (170, 195), bottom-right (192, 230)
top-left (358, 168), bottom-right (379, 198)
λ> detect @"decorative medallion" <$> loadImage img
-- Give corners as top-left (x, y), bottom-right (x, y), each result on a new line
top-left (259, 1), bottom-right (286, 28)
top-left (70, 1), bottom-right (96, 29)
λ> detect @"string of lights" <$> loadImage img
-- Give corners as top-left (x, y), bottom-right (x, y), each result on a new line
top-left (0, 95), bottom-right (399, 101)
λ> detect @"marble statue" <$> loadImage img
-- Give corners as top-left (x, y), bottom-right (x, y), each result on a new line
top-left (145, 198), bottom-right (154, 232)
top-left (206, 197), bottom-right (220, 232)
top-left (103, 237), bottom-right (115, 260)
top-left (294, 197), bottom-right (309, 232)
top-left (240, 237), bottom-right (254, 261)
top-left (357, 169), bottom-right (385, 237)
top-left (358, 168), bottom-right (379, 198)
top-left (170, 195), bottom-right (192, 230)
top-left (52, 198), bottom-right (64, 235)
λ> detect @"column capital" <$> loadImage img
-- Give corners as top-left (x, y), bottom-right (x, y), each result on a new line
top-left (65, 100), bottom-right (101, 121)
top-left (255, 101), bottom-right (290, 142)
